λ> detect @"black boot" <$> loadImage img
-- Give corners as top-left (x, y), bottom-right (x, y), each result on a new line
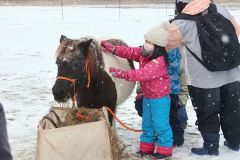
top-left (173, 131), bottom-right (184, 146)
top-left (191, 133), bottom-right (219, 156)
top-left (154, 153), bottom-right (172, 160)
top-left (224, 141), bottom-right (240, 151)
top-left (135, 151), bottom-right (153, 159)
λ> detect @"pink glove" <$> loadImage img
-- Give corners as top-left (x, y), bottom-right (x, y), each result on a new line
top-left (109, 67), bottom-right (126, 79)
top-left (101, 40), bottom-right (115, 53)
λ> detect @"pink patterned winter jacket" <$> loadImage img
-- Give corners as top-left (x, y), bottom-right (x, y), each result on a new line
top-left (114, 46), bottom-right (170, 99)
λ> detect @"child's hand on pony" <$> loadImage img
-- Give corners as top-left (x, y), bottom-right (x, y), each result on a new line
top-left (101, 40), bottom-right (115, 53)
top-left (109, 67), bottom-right (126, 79)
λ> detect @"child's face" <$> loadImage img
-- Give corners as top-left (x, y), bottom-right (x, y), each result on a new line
top-left (143, 41), bottom-right (154, 51)
top-left (142, 41), bottom-right (155, 58)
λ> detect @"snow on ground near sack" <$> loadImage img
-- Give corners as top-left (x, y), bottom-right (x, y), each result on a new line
top-left (0, 4), bottom-right (240, 160)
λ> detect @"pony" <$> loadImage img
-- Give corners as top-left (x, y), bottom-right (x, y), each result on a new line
top-left (52, 35), bottom-right (135, 124)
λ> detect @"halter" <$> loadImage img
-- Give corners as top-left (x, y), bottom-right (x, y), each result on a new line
top-left (85, 59), bottom-right (91, 88)
top-left (55, 56), bottom-right (92, 108)
top-left (56, 76), bottom-right (77, 107)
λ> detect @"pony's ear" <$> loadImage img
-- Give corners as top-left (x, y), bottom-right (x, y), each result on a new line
top-left (60, 35), bottom-right (67, 43)
top-left (79, 39), bottom-right (92, 55)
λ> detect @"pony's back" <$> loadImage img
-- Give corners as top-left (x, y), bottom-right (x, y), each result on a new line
top-left (100, 39), bottom-right (135, 106)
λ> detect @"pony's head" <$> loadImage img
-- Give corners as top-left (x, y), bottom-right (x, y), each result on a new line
top-left (52, 35), bottom-right (102, 103)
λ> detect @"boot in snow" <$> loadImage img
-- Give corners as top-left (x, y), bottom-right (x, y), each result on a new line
top-left (191, 146), bottom-right (219, 156)
top-left (135, 151), bottom-right (153, 159)
top-left (153, 153), bottom-right (172, 160)
top-left (191, 133), bottom-right (219, 156)
top-left (224, 141), bottom-right (240, 151)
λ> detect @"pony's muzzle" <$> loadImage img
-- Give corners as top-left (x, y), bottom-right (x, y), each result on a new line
top-left (52, 84), bottom-right (69, 102)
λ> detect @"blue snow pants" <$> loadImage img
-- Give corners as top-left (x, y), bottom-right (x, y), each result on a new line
top-left (140, 95), bottom-right (173, 147)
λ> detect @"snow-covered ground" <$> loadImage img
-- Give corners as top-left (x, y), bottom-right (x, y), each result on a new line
top-left (0, 4), bottom-right (240, 160)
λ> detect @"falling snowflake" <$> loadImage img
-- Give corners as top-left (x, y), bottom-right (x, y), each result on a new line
top-left (208, 94), bottom-right (211, 98)
top-left (223, 52), bottom-right (228, 57)
top-left (221, 34), bottom-right (230, 44)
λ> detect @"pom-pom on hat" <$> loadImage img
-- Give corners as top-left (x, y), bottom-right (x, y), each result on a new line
top-left (144, 21), bottom-right (170, 47)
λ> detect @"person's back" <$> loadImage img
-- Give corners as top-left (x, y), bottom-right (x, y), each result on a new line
top-left (173, 2), bottom-right (240, 88)
top-left (0, 103), bottom-right (13, 160)
top-left (167, 0), bottom-right (240, 156)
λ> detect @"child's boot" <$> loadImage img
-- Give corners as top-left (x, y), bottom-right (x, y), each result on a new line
top-left (154, 146), bottom-right (173, 160)
top-left (153, 153), bottom-right (171, 160)
top-left (173, 129), bottom-right (184, 146)
top-left (191, 133), bottom-right (219, 156)
top-left (135, 151), bottom-right (153, 159)
top-left (135, 142), bottom-right (155, 158)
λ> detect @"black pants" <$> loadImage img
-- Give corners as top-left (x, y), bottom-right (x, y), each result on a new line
top-left (0, 103), bottom-right (12, 160)
top-left (188, 81), bottom-right (240, 147)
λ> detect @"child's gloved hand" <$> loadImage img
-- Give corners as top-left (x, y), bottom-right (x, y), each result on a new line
top-left (101, 40), bottom-right (115, 53)
top-left (109, 67), bottom-right (126, 79)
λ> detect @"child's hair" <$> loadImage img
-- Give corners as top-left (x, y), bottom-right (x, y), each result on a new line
top-left (149, 45), bottom-right (168, 66)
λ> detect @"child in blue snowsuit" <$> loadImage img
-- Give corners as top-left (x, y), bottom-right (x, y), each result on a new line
top-left (168, 48), bottom-right (188, 146)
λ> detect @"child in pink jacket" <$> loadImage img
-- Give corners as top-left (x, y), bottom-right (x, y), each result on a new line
top-left (101, 22), bottom-right (173, 159)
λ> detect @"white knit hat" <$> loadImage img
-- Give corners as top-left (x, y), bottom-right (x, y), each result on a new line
top-left (144, 21), bottom-right (170, 47)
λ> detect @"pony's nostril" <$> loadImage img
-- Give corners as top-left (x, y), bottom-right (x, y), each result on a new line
top-left (53, 90), bottom-right (65, 97)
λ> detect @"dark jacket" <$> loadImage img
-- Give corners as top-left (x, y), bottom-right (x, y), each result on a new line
top-left (0, 103), bottom-right (13, 160)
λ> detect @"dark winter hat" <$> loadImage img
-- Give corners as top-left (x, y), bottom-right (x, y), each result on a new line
top-left (175, 0), bottom-right (191, 14)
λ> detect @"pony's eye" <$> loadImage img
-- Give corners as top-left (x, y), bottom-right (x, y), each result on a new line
top-left (56, 59), bottom-right (62, 66)
top-left (56, 60), bottom-right (67, 67)
top-left (56, 61), bottom-right (60, 66)
top-left (71, 62), bottom-right (79, 70)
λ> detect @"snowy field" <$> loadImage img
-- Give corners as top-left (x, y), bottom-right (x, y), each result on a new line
top-left (0, 4), bottom-right (240, 160)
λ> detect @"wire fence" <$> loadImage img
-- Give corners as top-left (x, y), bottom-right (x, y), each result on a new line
top-left (0, 0), bottom-right (239, 6)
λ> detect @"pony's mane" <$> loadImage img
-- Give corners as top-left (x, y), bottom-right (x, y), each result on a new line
top-left (85, 38), bottom-right (105, 77)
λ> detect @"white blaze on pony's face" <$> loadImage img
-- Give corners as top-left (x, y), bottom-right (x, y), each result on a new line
top-left (56, 35), bottom-right (92, 63)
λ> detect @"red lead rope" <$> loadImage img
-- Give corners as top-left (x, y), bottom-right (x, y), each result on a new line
top-left (106, 107), bottom-right (142, 132)
top-left (56, 76), bottom-right (77, 107)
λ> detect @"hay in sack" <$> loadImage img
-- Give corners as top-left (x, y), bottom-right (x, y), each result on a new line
top-left (35, 106), bottom-right (130, 160)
